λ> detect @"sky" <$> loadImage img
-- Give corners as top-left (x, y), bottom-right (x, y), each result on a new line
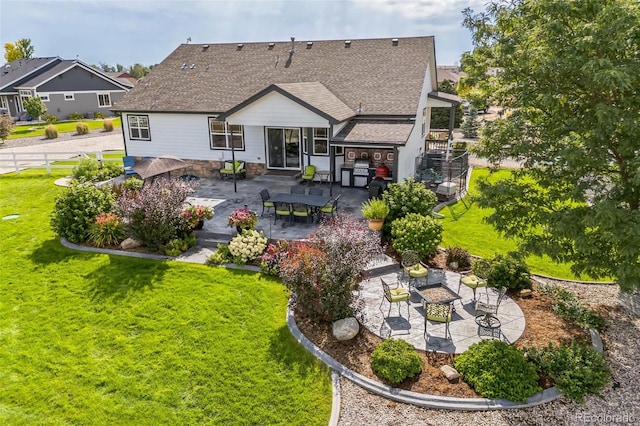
top-left (0, 0), bottom-right (485, 68)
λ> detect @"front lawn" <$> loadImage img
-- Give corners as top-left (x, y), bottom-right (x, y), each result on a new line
top-left (8, 117), bottom-right (122, 139)
top-left (0, 170), bottom-right (331, 425)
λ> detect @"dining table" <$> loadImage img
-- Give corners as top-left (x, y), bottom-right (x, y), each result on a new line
top-left (270, 193), bottom-right (332, 224)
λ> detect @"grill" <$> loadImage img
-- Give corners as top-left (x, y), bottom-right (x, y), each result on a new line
top-left (353, 159), bottom-right (370, 176)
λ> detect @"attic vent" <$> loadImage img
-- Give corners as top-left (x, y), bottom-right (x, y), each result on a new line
top-left (190, 64), bottom-right (196, 69)
top-left (306, 42), bottom-right (313, 49)
top-left (392, 38), bottom-right (399, 46)
top-left (237, 43), bottom-right (244, 50)
top-left (268, 42), bottom-right (275, 50)
top-left (202, 45), bottom-right (209, 50)
top-left (344, 40), bottom-right (351, 48)
top-left (181, 63), bottom-right (187, 69)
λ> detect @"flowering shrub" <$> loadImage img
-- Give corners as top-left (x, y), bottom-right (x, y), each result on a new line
top-left (391, 213), bottom-right (442, 258)
top-left (280, 215), bottom-right (382, 322)
top-left (227, 208), bottom-right (258, 229)
top-left (259, 239), bottom-right (292, 275)
top-left (181, 204), bottom-right (214, 229)
top-left (381, 177), bottom-right (438, 237)
top-left (207, 243), bottom-right (233, 265)
top-left (50, 182), bottom-right (115, 243)
top-left (228, 229), bottom-right (268, 264)
top-left (164, 233), bottom-right (196, 256)
top-left (88, 212), bottom-right (126, 247)
top-left (116, 178), bottom-right (196, 251)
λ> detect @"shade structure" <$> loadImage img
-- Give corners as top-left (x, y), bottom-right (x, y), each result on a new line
top-left (132, 155), bottom-right (187, 180)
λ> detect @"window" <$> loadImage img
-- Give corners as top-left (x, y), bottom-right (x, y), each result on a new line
top-left (209, 118), bottom-right (244, 150)
top-left (334, 146), bottom-right (344, 156)
top-left (128, 115), bottom-right (150, 140)
top-left (312, 128), bottom-right (329, 155)
top-left (64, 93), bottom-right (74, 101)
top-left (422, 107), bottom-right (427, 136)
top-left (302, 130), bottom-right (308, 154)
top-left (39, 94), bottom-right (49, 102)
top-left (97, 93), bottom-right (111, 107)
top-left (0, 97), bottom-right (7, 109)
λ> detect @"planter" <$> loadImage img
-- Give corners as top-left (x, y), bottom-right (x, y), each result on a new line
top-left (367, 219), bottom-right (384, 232)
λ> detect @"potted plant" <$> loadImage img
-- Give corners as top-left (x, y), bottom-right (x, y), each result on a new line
top-left (227, 207), bottom-right (258, 233)
top-left (182, 204), bottom-right (214, 230)
top-left (361, 198), bottom-right (389, 231)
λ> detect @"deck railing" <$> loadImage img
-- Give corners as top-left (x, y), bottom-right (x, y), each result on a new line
top-left (0, 150), bottom-right (125, 175)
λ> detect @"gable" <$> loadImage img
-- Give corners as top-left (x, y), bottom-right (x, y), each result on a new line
top-left (34, 64), bottom-right (127, 92)
top-left (226, 91), bottom-right (330, 127)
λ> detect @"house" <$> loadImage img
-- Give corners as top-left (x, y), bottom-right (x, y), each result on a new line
top-left (112, 36), bottom-right (459, 186)
top-left (106, 72), bottom-right (137, 87)
top-left (0, 57), bottom-right (130, 120)
top-left (436, 66), bottom-right (466, 86)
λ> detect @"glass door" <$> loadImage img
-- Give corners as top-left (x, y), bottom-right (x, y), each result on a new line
top-left (267, 127), bottom-right (300, 169)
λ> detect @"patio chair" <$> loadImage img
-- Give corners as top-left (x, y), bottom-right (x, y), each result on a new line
top-left (458, 260), bottom-right (491, 302)
top-left (424, 301), bottom-right (453, 341)
top-left (319, 193), bottom-right (341, 219)
top-left (292, 203), bottom-right (313, 224)
top-left (290, 185), bottom-right (306, 195)
top-left (475, 286), bottom-right (507, 317)
top-left (380, 278), bottom-right (411, 321)
top-left (401, 250), bottom-right (429, 288)
top-left (260, 189), bottom-right (274, 216)
top-left (123, 156), bottom-right (137, 176)
top-left (308, 187), bottom-right (324, 196)
top-left (274, 202), bottom-right (292, 224)
top-left (301, 165), bottom-right (316, 185)
top-left (219, 160), bottom-right (246, 180)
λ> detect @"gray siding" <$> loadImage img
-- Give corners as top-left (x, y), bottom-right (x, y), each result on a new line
top-left (38, 66), bottom-right (124, 92)
top-left (46, 92), bottom-right (123, 119)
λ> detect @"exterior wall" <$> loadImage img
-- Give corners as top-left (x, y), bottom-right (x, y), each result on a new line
top-left (37, 65), bottom-right (125, 92)
top-left (226, 91), bottom-right (330, 128)
top-left (43, 91), bottom-right (124, 119)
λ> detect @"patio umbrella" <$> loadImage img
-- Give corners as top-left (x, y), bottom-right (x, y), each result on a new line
top-left (132, 155), bottom-right (187, 180)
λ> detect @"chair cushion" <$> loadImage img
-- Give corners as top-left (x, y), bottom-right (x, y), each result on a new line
top-left (408, 264), bottom-right (428, 278)
top-left (263, 201), bottom-right (275, 207)
top-left (461, 275), bottom-right (487, 288)
top-left (224, 162), bottom-right (234, 171)
top-left (389, 288), bottom-right (410, 302)
top-left (427, 311), bottom-right (452, 322)
top-left (320, 205), bottom-right (335, 213)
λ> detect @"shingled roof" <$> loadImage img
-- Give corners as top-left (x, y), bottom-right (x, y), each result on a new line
top-left (114, 36), bottom-right (434, 116)
top-left (332, 120), bottom-right (415, 146)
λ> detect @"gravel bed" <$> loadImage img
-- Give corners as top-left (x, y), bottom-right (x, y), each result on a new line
top-left (338, 281), bottom-right (640, 425)
top-left (0, 131), bottom-right (111, 149)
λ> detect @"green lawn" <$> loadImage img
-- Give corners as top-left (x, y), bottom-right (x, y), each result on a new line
top-left (8, 117), bottom-right (122, 139)
top-left (0, 170), bottom-right (331, 425)
top-left (440, 167), bottom-right (599, 281)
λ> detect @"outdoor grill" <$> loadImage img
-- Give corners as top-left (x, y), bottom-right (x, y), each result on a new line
top-left (353, 159), bottom-right (370, 187)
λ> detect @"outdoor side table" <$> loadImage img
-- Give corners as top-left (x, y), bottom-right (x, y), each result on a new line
top-left (475, 313), bottom-right (501, 339)
top-left (317, 170), bottom-right (331, 185)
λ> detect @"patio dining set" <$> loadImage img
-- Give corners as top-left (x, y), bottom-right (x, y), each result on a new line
top-left (259, 186), bottom-right (341, 225)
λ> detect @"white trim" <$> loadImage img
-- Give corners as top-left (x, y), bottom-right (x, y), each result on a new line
top-left (30, 61), bottom-right (131, 91)
top-left (0, 96), bottom-right (7, 109)
top-left (97, 92), bottom-right (111, 107)
top-left (312, 127), bottom-right (329, 156)
top-left (64, 93), bottom-right (74, 101)
top-left (19, 89), bottom-right (32, 97)
top-left (208, 117), bottom-right (244, 150)
top-left (127, 114), bottom-right (151, 141)
top-left (24, 90), bottom-right (126, 95)
top-left (0, 57), bottom-right (60, 91)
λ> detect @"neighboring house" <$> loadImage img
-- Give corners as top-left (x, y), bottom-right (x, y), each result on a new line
top-left (112, 36), bottom-right (459, 185)
top-left (436, 66), bottom-right (466, 86)
top-left (106, 72), bottom-right (137, 87)
top-left (0, 57), bottom-right (130, 120)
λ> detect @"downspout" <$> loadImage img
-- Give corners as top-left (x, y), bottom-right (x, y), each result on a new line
top-left (120, 113), bottom-right (128, 156)
top-left (226, 121), bottom-right (237, 193)
top-left (329, 124), bottom-right (334, 197)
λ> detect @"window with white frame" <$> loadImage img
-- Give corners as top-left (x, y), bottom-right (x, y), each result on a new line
top-left (39, 94), bottom-right (49, 102)
top-left (313, 128), bottom-right (329, 155)
top-left (209, 118), bottom-right (244, 150)
top-left (64, 93), bottom-right (74, 101)
top-left (97, 93), bottom-right (111, 107)
top-left (128, 115), bottom-right (150, 140)
top-left (334, 145), bottom-right (344, 156)
top-left (302, 130), bottom-right (308, 154)
top-left (0, 97), bottom-right (8, 109)
top-left (422, 107), bottom-right (427, 136)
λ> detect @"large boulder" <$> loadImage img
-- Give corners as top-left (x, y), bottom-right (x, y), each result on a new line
top-left (619, 291), bottom-right (640, 317)
top-left (332, 317), bottom-right (360, 341)
top-left (120, 237), bottom-right (141, 250)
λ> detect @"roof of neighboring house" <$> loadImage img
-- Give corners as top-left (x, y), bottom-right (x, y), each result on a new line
top-left (436, 66), bottom-right (466, 84)
top-left (114, 36), bottom-right (435, 116)
top-left (332, 120), bottom-right (415, 146)
top-left (106, 72), bottom-right (137, 86)
top-left (0, 57), bottom-right (60, 92)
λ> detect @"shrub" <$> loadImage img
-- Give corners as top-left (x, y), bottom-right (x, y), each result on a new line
top-left (76, 122), bottom-right (90, 135)
top-left (116, 178), bottom-right (196, 251)
top-left (68, 112), bottom-right (85, 120)
top-left (95, 162), bottom-right (124, 181)
top-left (42, 113), bottom-right (58, 123)
top-left (207, 244), bottom-right (233, 265)
top-left (361, 198), bottom-right (390, 220)
top-left (487, 253), bottom-right (532, 291)
top-left (454, 340), bottom-right (541, 402)
top-left (280, 216), bottom-right (382, 322)
top-left (0, 115), bottom-right (15, 143)
top-left (103, 119), bottom-right (114, 132)
top-left (539, 284), bottom-right (607, 330)
top-left (524, 341), bottom-right (610, 403)
top-left (259, 239), bottom-right (292, 275)
top-left (164, 233), bottom-right (196, 256)
top-left (123, 177), bottom-right (143, 190)
top-left (87, 212), bottom-right (126, 247)
top-left (382, 177), bottom-right (438, 224)
top-left (45, 124), bottom-right (58, 139)
top-left (23, 97), bottom-right (47, 121)
top-left (93, 112), bottom-right (106, 119)
top-left (50, 182), bottom-right (115, 243)
top-left (371, 339), bottom-right (423, 385)
top-left (445, 246), bottom-right (471, 270)
top-left (228, 229), bottom-right (268, 264)
top-left (391, 213), bottom-right (442, 258)
top-left (73, 158), bottom-right (122, 182)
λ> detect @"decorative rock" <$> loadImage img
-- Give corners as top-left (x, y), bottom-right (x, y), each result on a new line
top-left (440, 365), bottom-right (460, 382)
top-left (120, 237), bottom-right (141, 250)
top-left (618, 291), bottom-right (640, 317)
top-left (520, 289), bottom-right (533, 298)
top-left (332, 317), bottom-right (360, 341)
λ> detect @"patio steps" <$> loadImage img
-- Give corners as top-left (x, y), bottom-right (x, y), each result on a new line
top-left (362, 254), bottom-right (399, 279)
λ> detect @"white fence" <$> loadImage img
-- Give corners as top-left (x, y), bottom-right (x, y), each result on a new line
top-left (0, 150), bottom-right (125, 175)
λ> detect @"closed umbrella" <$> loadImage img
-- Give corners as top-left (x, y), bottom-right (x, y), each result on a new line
top-left (132, 155), bottom-right (187, 180)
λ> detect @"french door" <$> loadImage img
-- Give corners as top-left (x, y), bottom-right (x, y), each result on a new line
top-left (266, 127), bottom-right (301, 169)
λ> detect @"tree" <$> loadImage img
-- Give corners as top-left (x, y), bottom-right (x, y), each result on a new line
top-left (128, 63), bottom-right (150, 79)
top-left (4, 38), bottom-right (34, 62)
top-left (430, 81), bottom-right (463, 129)
top-left (461, 0), bottom-right (640, 293)
top-left (23, 97), bottom-right (47, 122)
top-left (460, 106), bottom-right (479, 138)
top-left (0, 115), bottom-right (14, 144)
top-left (99, 62), bottom-right (115, 72)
